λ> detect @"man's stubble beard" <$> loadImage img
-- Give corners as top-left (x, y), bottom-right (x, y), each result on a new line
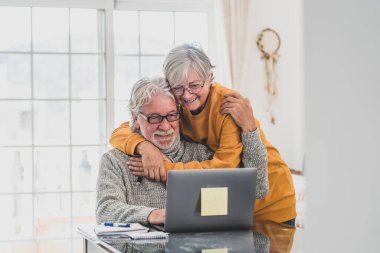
top-left (152, 129), bottom-right (178, 150)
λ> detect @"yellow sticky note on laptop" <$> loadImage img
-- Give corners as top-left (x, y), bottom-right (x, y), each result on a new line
top-left (201, 187), bottom-right (228, 216)
top-left (202, 248), bottom-right (228, 253)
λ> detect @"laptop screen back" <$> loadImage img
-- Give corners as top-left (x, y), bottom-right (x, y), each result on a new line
top-left (164, 168), bottom-right (257, 232)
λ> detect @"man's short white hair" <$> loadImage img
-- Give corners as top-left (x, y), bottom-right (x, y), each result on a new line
top-left (129, 77), bottom-right (175, 131)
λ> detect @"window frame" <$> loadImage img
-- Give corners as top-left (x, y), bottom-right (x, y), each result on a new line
top-left (0, 0), bottom-right (113, 248)
top-left (0, 0), bottom-right (214, 250)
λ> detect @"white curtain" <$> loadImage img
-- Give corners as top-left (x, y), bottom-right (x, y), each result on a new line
top-left (213, 0), bottom-right (254, 90)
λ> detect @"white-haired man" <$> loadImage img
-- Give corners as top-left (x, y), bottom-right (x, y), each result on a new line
top-left (96, 77), bottom-right (268, 225)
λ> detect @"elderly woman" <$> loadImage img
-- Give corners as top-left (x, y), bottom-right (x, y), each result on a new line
top-left (110, 44), bottom-right (296, 226)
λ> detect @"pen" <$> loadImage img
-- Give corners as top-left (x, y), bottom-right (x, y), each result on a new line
top-left (102, 222), bottom-right (130, 227)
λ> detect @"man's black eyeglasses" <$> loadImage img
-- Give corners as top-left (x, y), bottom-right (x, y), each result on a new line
top-left (138, 111), bottom-right (180, 124)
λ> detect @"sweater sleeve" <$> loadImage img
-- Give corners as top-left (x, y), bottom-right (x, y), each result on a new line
top-left (109, 122), bottom-right (146, 155)
top-left (241, 129), bottom-right (269, 199)
top-left (96, 152), bottom-right (156, 225)
top-left (164, 115), bottom-right (243, 170)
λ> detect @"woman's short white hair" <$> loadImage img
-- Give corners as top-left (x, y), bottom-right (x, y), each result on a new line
top-left (163, 43), bottom-right (215, 87)
top-left (129, 77), bottom-right (174, 130)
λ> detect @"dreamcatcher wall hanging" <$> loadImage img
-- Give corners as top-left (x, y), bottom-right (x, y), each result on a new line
top-left (256, 28), bottom-right (281, 125)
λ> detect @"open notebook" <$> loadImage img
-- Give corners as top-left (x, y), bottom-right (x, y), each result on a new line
top-left (128, 231), bottom-right (168, 240)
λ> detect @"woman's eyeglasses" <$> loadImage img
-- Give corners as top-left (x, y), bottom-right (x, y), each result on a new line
top-left (171, 80), bottom-right (206, 96)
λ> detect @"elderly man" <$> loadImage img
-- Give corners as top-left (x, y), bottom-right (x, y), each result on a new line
top-left (96, 77), bottom-right (268, 225)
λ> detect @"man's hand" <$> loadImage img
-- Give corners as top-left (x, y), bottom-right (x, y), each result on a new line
top-left (147, 209), bottom-right (165, 224)
top-left (220, 92), bottom-right (257, 132)
top-left (128, 141), bottom-right (167, 182)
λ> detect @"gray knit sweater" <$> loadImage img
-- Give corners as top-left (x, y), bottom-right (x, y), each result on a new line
top-left (96, 129), bottom-right (268, 225)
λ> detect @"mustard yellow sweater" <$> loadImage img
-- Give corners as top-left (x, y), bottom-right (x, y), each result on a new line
top-left (110, 83), bottom-right (296, 222)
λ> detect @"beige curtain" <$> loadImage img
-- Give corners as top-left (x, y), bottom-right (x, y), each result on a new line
top-left (214, 0), bottom-right (254, 90)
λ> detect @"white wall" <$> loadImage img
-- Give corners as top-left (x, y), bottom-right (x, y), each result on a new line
top-left (305, 0), bottom-right (380, 251)
top-left (235, 0), bottom-right (304, 170)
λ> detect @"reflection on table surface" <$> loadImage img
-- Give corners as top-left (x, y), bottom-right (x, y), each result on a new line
top-left (101, 221), bottom-right (296, 253)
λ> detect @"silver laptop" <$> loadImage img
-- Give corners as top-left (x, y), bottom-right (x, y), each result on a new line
top-left (158, 168), bottom-right (257, 233)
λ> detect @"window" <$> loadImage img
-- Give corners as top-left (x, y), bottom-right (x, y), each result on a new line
top-left (0, 6), bottom-right (106, 252)
top-left (0, 1), bottom-right (210, 252)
